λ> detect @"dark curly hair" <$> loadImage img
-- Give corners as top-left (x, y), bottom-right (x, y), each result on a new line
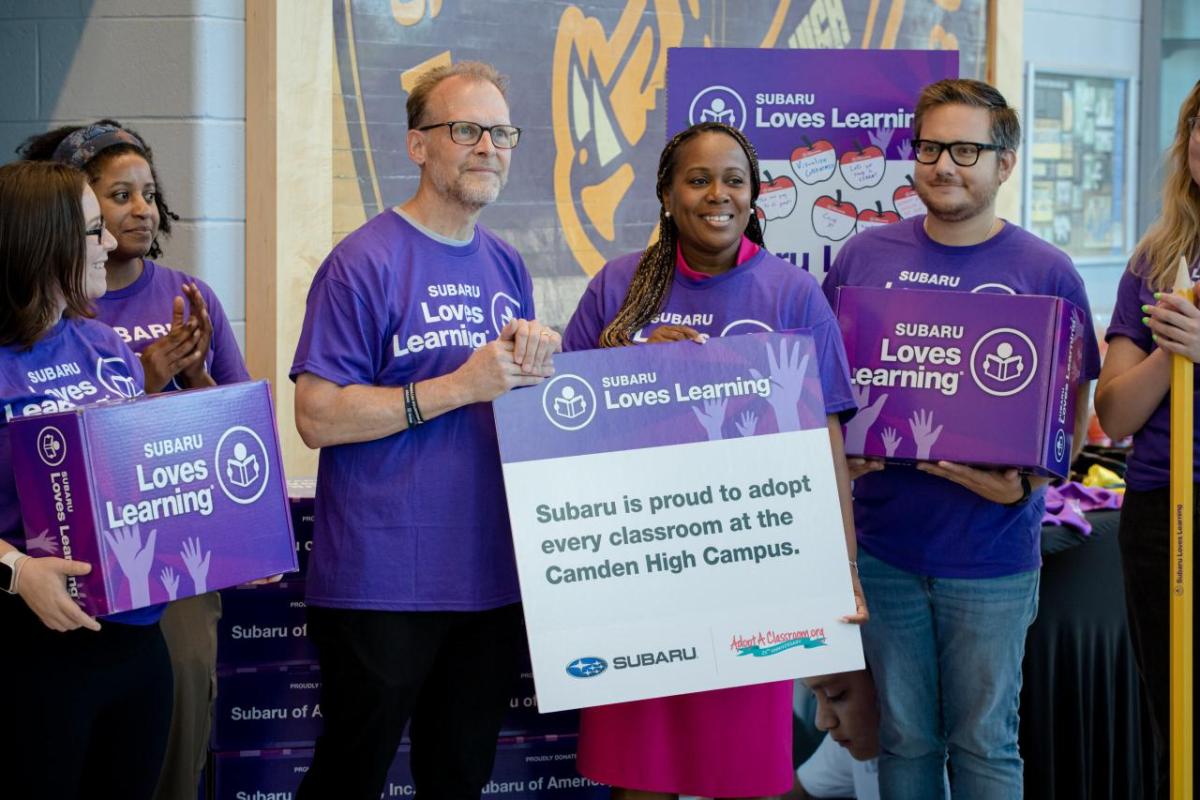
top-left (598, 122), bottom-right (765, 348)
top-left (17, 119), bottom-right (180, 259)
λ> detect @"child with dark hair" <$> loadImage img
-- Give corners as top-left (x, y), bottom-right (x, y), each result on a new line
top-left (20, 120), bottom-right (250, 800)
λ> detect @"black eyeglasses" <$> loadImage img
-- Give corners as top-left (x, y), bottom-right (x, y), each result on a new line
top-left (911, 139), bottom-right (1005, 167)
top-left (416, 121), bottom-right (521, 149)
top-left (85, 217), bottom-right (105, 245)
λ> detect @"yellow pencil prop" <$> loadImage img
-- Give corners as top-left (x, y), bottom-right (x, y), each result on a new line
top-left (1171, 255), bottom-right (1195, 800)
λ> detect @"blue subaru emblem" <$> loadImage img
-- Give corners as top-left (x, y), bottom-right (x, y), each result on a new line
top-left (566, 657), bottom-right (607, 678)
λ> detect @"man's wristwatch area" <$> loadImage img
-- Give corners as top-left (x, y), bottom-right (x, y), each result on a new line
top-left (0, 550), bottom-right (31, 594)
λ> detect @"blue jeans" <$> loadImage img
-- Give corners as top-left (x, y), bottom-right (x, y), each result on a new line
top-left (858, 550), bottom-right (1039, 799)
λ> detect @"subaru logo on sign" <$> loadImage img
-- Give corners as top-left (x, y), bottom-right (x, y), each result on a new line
top-left (1055, 428), bottom-right (1067, 462)
top-left (542, 374), bottom-right (597, 432)
top-left (566, 657), bottom-right (607, 678)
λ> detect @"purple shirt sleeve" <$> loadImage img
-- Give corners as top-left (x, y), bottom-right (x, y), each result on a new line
top-left (1106, 266), bottom-right (1154, 354)
top-left (291, 271), bottom-right (386, 387)
top-left (563, 275), bottom-right (607, 353)
top-left (198, 282), bottom-right (250, 384)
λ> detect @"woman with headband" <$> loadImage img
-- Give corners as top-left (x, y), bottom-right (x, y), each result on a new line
top-left (0, 160), bottom-right (169, 798)
top-left (562, 121), bottom-right (866, 798)
top-left (20, 121), bottom-right (250, 800)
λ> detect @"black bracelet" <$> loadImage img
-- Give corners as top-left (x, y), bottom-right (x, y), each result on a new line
top-left (1005, 474), bottom-right (1033, 507)
top-left (404, 383), bottom-right (425, 427)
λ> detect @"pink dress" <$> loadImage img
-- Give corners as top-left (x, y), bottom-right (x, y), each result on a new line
top-left (575, 238), bottom-right (794, 795)
top-left (576, 682), bottom-right (796, 795)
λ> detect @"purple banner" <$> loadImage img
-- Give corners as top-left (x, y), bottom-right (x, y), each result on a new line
top-left (493, 332), bottom-right (827, 464)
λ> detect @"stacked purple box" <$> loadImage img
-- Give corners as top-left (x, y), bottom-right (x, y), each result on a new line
top-left (211, 737), bottom-right (604, 800)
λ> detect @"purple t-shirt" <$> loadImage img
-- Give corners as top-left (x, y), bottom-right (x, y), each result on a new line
top-left (290, 210), bottom-right (535, 611)
top-left (1, 317), bottom-right (160, 624)
top-left (563, 248), bottom-right (857, 420)
top-left (1105, 257), bottom-right (1200, 490)
top-left (823, 216), bottom-right (1102, 578)
top-left (96, 259), bottom-right (250, 389)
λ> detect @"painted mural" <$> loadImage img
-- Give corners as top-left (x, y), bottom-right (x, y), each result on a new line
top-left (333, 0), bottom-right (988, 325)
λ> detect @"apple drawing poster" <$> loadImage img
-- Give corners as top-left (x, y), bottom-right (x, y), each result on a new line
top-left (667, 49), bottom-right (958, 280)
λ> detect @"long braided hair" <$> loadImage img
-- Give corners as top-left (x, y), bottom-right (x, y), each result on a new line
top-left (598, 122), bottom-right (766, 348)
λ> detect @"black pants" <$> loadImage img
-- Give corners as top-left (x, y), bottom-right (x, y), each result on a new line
top-left (1119, 484), bottom-right (1200, 800)
top-left (297, 603), bottom-right (525, 800)
top-left (0, 592), bottom-right (173, 800)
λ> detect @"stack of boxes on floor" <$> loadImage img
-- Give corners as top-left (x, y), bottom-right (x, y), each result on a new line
top-left (206, 479), bottom-right (605, 799)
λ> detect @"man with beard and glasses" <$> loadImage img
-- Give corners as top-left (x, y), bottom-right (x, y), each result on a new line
top-left (821, 79), bottom-right (1099, 799)
top-left (290, 61), bottom-right (560, 800)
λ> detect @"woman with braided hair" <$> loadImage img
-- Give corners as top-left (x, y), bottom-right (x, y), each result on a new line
top-left (563, 122), bottom-right (867, 797)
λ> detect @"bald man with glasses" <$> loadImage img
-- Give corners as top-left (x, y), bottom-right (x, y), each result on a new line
top-left (291, 61), bottom-right (560, 800)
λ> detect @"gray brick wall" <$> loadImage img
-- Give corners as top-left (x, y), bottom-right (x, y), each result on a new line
top-left (0, 0), bottom-right (246, 349)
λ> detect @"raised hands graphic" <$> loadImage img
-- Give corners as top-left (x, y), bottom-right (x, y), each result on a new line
top-left (844, 385), bottom-right (888, 453)
top-left (750, 339), bottom-right (812, 432)
top-left (181, 537), bottom-right (211, 595)
top-left (692, 398), bottom-right (729, 441)
top-left (160, 566), bottom-right (180, 601)
top-left (735, 410), bottom-right (758, 438)
top-left (103, 524), bottom-right (157, 607)
top-left (909, 408), bottom-right (944, 460)
top-left (25, 528), bottom-right (59, 556)
top-left (881, 426), bottom-right (903, 458)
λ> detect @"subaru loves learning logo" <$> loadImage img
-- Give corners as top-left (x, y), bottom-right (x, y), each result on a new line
top-left (688, 85), bottom-right (747, 129)
top-left (490, 292), bottom-right (520, 336)
top-left (720, 319), bottom-right (773, 337)
top-left (214, 426), bottom-right (270, 505)
top-left (1055, 428), bottom-right (1067, 462)
top-left (566, 657), bottom-right (607, 678)
top-left (95, 356), bottom-right (141, 400)
top-left (542, 374), bottom-right (597, 432)
top-left (36, 426), bottom-right (67, 467)
top-left (969, 328), bottom-right (1038, 397)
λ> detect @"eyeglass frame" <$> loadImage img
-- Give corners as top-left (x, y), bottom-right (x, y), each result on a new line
top-left (910, 138), bottom-right (1007, 167)
top-left (85, 217), bottom-right (105, 245)
top-left (415, 120), bottom-right (522, 149)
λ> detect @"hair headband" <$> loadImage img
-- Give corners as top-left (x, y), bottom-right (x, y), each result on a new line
top-left (51, 124), bottom-right (145, 169)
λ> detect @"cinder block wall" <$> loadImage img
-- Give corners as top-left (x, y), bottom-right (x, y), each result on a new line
top-left (0, 0), bottom-right (246, 349)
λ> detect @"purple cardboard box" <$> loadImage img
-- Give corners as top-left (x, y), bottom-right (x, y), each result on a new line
top-left (287, 477), bottom-right (314, 577)
top-left (835, 287), bottom-right (1086, 477)
top-left (212, 655), bottom-right (578, 749)
top-left (211, 736), bottom-right (604, 799)
top-left (212, 665), bottom-right (324, 751)
top-left (218, 581), bottom-right (316, 669)
top-left (10, 380), bottom-right (297, 616)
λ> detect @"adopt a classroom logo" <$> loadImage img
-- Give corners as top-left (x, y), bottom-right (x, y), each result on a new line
top-left (731, 625), bottom-right (827, 657)
top-left (970, 328), bottom-right (1038, 398)
top-left (542, 374), bottom-right (597, 431)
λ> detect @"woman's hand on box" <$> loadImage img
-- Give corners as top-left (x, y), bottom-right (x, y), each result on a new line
top-left (847, 457), bottom-right (884, 481)
top-left (17, 557), bottom-right (101, 632)
top-left (241, 574), bottom-right (284, 587)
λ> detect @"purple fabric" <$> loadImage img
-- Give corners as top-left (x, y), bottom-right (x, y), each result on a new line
top-left (95, 259), bottom-right (250, 389)
top-left (1041, 482), bottom-right (1124, 537)
top-left (289, 211), bottom-right (535, 611)
top-left (822, 215), bottom-right (1102, 579)
top-left (0, 317), bottom-right (160, 624)
top-left (563, 248), bottom-right (857, 420)
top-left (1104, 258), bottom-right (1200, 490)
